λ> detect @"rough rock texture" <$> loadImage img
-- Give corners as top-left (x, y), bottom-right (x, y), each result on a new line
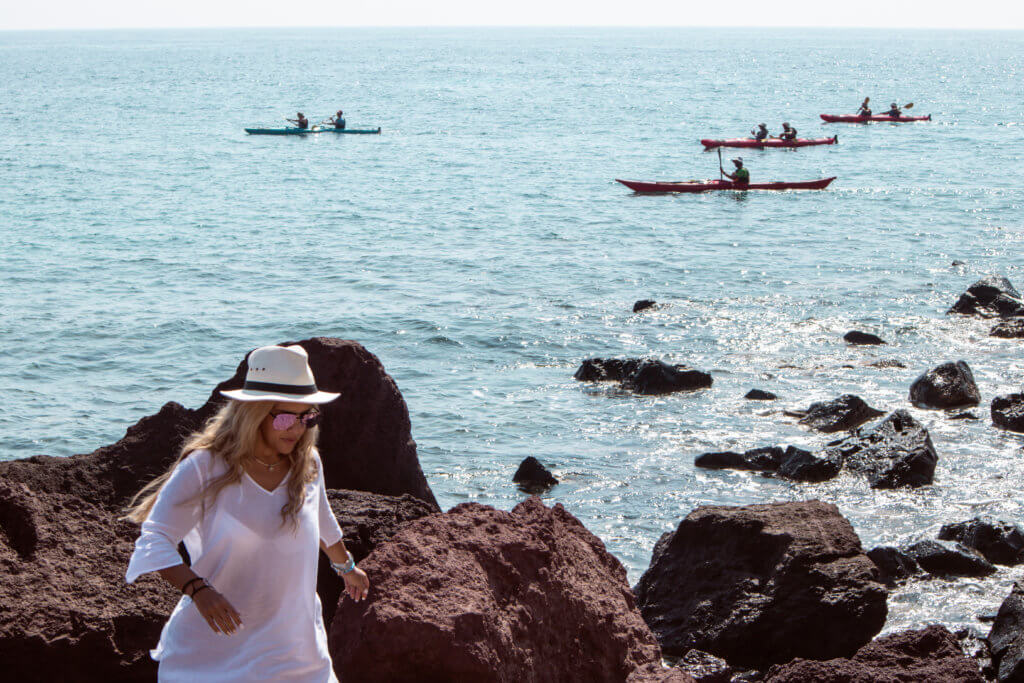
top-left (319, 490), bottom-right (437, 626)
top-left (844, 330), bottom-right (887, 345)
top-left (909, 360), bottom-right (981, 409)
top-left (903, 540), bottom-right (996, 578)
top-left (776, 447), bottom-right (841, 482)
top-left (512, 456), bottom-right (559, 492)
top-left (745, 389), bottom-right (778, 400)
top-left (956, 627), bottom-right (994, 679)
top-left (0, 337), bottom-right (439, 509)
top-left (950, 411), bottom-right (980, 420)
top-left (626, 663), bottom-right (698, 682)
top-left (992, 319), bottom-right (1024, 338)
top-left (329, 497), bottom-right (662, 682)
top-left (764, 625), bottom-right (985, 683)
top-left (695, 446), bottom-right (839, 483)
top-left (993, 394), bottom-right (1024, 433)
top-left (634, 500), bottom-right (887, 669)
top-left (823, 410), bottom-right (938, 489)
top-left (795, 394), bottom-right (885, 433)
top-left (989, 582), bottom-right (1024, 682)
top-left (575, 357), bottom-right (642, 382)
top-left (672, 650), bottom-right (733, 683)
top-left (939, 517), bottom-right (1024, 566)
top-left (867, 546), bottom-right (922, 586)
top-left (623, 360), bottom-right (714, 395)
top-left (948, 275), bottom-right (1024, 318)
top-left (634, 299), bottom-right (658, 313)
top-left (870, 359), bottom-right (908, 369)
top-left (0, 480), bottom-right (179, 681)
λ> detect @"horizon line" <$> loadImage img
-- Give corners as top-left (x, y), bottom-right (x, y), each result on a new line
top-left (4, 24), bottom-right (1024, 33)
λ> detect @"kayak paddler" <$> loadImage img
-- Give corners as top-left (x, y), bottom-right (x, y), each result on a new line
top-left (329, 110), bottom-right (346, 130)
top-left (857, 97), bottom-right (872, 116)
top-left (287, 112), bottom-right (309, 130)
top-left (882, 102), bottom-right (902, 117)
top-left (778, 122), bottom-right (797, 141)
top-left (750, 123), bottom-right (769, 141)
top-left (722, 157), bottom-right (750, 186)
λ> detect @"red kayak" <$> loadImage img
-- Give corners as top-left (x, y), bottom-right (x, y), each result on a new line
top-left (700, 136), bottom-right (837, 149)
top-left (616, 177), bottom-right (836, 193)
top-left (820, 114), bottom-right (931, 123)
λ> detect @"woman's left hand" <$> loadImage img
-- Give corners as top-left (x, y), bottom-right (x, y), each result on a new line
top-left (342, 567), bottom-right (370, 602)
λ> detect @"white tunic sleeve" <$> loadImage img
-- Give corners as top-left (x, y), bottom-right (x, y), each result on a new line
top-left (316, 454), bottom-right (344, 547)
top-left (125, 453), bottom-right (203, 584)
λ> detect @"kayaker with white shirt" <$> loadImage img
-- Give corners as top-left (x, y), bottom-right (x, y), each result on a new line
top-left (778, 122), bottom-right (797, 141)
top-left (722, 157), bottom-right (750, 186)
top-left (287, 112), bottom-right (309, 129)
top-left (750, 123), bottom-right (769, 141)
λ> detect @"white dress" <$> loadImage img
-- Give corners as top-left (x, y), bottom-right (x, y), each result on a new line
top-left (126, 448), bottom-right (344, 682)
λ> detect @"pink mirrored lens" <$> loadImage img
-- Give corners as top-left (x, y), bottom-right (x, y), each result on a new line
top-left (272, 413), bottom-right (298, 430)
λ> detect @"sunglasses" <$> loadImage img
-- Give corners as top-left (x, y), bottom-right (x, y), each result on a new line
top-left (270, 410), bottom-right (321, 431)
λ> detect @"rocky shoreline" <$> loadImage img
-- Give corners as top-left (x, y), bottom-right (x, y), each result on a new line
top-left (2, 273), bottom-right (1024, 681)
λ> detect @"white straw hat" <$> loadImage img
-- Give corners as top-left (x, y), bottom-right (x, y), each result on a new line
top-left (220, 345), bottom-right (339, 404)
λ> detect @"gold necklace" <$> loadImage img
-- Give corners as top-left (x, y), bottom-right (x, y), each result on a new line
top-left (251, 453), bottom-right (285, 471)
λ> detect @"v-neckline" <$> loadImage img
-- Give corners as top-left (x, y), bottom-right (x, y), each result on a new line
top-left (244, 470), bottom-right (289, 495)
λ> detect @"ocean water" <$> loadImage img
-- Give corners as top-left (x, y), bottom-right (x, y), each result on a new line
top-left (2, 27), bottom-right (1024, 635)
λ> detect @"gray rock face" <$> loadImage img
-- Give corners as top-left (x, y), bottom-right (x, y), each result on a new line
top-left (993, 394), bottom-right (1024, 433)
top-left (948, 275), bottom-right (1024, 318)
top-left (992, 319), bottom-right (1024, 338)
top-left (988, 582), bottom-right (1024, 682)
top-left (909, 361), bottom-right (981, 409)
top-left (844, 330), bottom-right (886, 345)
top-left (903, 540), bottom-right (996, 578)
top-left (823, 410), bottom-right (938, 488)
top-left (939, 517), bottom-right (1024, 566)
top-left (634, 500), bottom-right (887, 669)
top-left (795, 394), bottom-right (885, 433)
top-left (867, 546), bottom-right (922, 585)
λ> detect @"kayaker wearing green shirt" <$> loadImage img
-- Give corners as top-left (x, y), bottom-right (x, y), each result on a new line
top-left (723, 157), bottom-right (750, 186)
top-left (287, 112), bottom-right (309, 130)
top-left (857, 97), bottom-right (872, 116)
top-left (329, 110), bottom-right (346, 130)
top-left (751, 123), bottom-right (769, 141)
top-left (778, 122), bottom-right (797, 141)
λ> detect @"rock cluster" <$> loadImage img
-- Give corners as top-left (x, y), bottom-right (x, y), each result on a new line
top-left (823, 410), bottom-right (938, 488)
top-left (991, 319), bottom-right (1024, 338)
top-left (939, 516), bottom-right (1024, 565)
top-left (948, 275), bottom-right (1024, 318)
top-left (575, 358), bottom-right (712, 395)
top-left (791, 393), bottom-right (885, 433)
top-left (695, 445), bottom-right (839, 483)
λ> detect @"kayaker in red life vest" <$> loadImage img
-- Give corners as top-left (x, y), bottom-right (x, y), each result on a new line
top-left (883, 102), bottom-right (902, 117)
top-left (778, 122), bottom-right (797, 141)
top-left (287, 112), bottom-right (309, 129)
top-left (750, 123), bottom-right (769, 141)
top-left (722, 157), bottom-right (750, 186)
top-left (329, 110), bottom-right (346, 130)
top-left (858, 98), bottom-right (872, 116)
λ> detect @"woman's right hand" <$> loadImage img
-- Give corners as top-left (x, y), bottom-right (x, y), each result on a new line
top-left (192, 586), bottom-right (244, 635)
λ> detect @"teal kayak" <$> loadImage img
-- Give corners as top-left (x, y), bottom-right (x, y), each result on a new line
top-left (244, 127), bottom-right (381, 135)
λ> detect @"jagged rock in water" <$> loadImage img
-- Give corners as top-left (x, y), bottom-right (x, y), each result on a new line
top-left (512, 456), bottom-right (559, 492)
top-left (574, 357), bottom-right (641, 382)
top-left (744, 389), bottom-right (777, 400)
top-left (939, 517), bottom-right (1024, 566)
top-left (844, 330), bottom-right (886, 345)
top-left (867, 546), bottom-right (923, 586)
top-left (823, 410), bottom-right (938, 489)
top-left (776, 446), bottom-right (841, 482)
top-left (988, 582), bottom-right (1024, 682)
top-left (623, 360), bottom-right (713, 395)
top-left (903, 540), bottom-right (996, 578)
top-left (633, 299), bottom-right (658, 313)
top-left (948, 275), bottom-right (1024, 318)
top-left (992, 394), bottom-right (1024, 433)
top-left (694, 447), bottom-right (783, 472)
top-left (795, 394), bottom-right (885, 433)
top-left (991, 319), bottom-right (1024, 338)
top-left (909, 360), bottom-right (981, 409)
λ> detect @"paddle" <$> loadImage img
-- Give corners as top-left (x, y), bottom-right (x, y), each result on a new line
top-left (718, 147), bottom-right (724, 182)
top-left (904, 102), bottom-right (914, 109)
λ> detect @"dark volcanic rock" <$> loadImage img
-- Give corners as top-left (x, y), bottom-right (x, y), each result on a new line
top-left (0, 480), bottom-right (179, 682)
top-left (512, 456), bottom-right (559, 491)
top-left (989, 582), bottom-right (1024, 682)
top-left (903, 540), bottom-right (996, 578)
top-left (939, 517), bottom-right (1024, 566)
top-left (796, 394), bottom-right (885, 433)
top-left (950, 411), bottom-right (980, 420)
top-left (909, 360), bottom-right (981, 409)
top-left (867, 546), bottom-right (922, 585)
top-left (844, 330), bottom-right (886, 345)
top-left (673, 649), bottom-right (732, 683)
top-left (948, 275), bottom-right (1024, 318)
top-left (634, 500), bottom-right (887, 669)
top-left (823, 410), bottom-right (938, 489)
top-left (776, 446), bottom-right (841, 482)
top-left (764, 625), bottom-right (985, 683)
top-left (623, 360), bottom-right (713, 395)
top-left (318, 489), bottom-right (437, 627)
top-left (955, 627), bottom-right (994, 680)
top-left (575, 357), bottom-right (641, 382)
top-left (993, 394), bottom-right (1024, 433)
top-left (329, 497), bottom-right (662, 682)
top-left (695, 447), bottom-right (784, 472)
top-left (634, 299), bottom-right (658, 313)
top-left (744, 389), bottom-right (777, 401)
top-left (626, 663), bottom-right (697, 682)
top-left (992, 319), bottom-right (1024, 338)
top-left (869, 359), bottom-right (907, 368)
top-left (0, 337), bottom-right (439, 509)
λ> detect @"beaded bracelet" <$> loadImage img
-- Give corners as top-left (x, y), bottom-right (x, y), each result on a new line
top-left (330, 552), bottom-right (356, 576)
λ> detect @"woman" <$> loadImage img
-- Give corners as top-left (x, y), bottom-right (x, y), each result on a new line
top-left (125, 344), bottom-right (369, 682)
top-left (857, 97), bottom-right (872, 117)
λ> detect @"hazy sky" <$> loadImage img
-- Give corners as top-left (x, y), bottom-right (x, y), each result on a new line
top-left (3, 0), bottom-right (1024, 31)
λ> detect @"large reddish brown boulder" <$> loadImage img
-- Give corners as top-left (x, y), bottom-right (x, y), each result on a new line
top-left (329, 497), bottom-right (662, 682)
top-left (764, 625), bottom-right (984, 682)
top-left (634, 500), bottom-right (887, 670)
top-left (0, 480), bottom-right (178, 681)
top-left (0, 337), bottom-right (437, 509)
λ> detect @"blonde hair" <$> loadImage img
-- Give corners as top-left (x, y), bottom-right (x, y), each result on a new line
top-left (125, 400), bottom-right (319, 530)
